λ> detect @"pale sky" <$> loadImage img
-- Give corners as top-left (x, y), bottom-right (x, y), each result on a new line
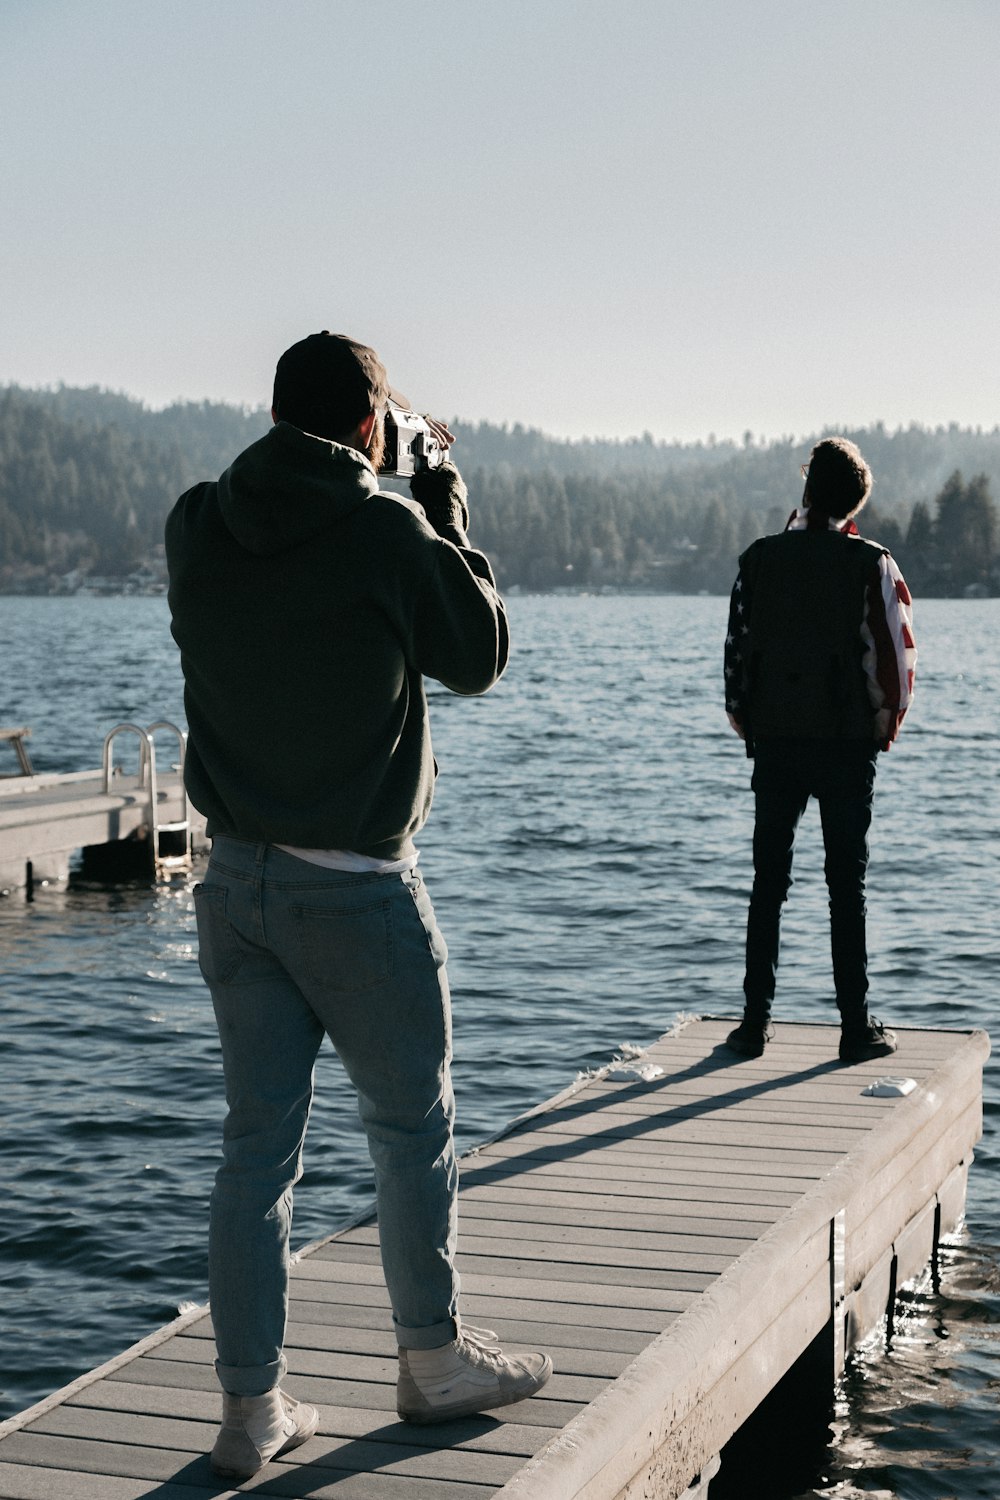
top-left (2, 0), bottom-right (998, 441)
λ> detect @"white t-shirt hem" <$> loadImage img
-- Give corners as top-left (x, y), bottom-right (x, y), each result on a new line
top-left (275, 843), bottom-right (418, 875)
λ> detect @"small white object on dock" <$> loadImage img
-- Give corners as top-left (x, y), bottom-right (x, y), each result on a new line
top-left (605, 1062), bottom-right (665, 1082)
top-left (862, 1076), bottom-right (917, 1097)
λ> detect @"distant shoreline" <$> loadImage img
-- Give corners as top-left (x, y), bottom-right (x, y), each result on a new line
top-left (1, 582), bottom-right (995, 601)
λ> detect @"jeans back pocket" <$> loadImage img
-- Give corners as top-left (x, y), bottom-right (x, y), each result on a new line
top-left (290, 899), bottom-right (394, 993)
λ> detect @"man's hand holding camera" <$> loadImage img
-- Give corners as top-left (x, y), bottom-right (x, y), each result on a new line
top-left (409, 451), bottom-right (470, 542)
top-left (380, 407), bottom-right (469, 541)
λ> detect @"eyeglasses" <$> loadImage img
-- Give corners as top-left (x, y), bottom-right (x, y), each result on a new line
top-left (800, 463), bottom-right (810, 480)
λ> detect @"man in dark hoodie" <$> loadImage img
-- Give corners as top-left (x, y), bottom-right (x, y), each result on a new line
top-left (166, 333), bottom-right (551, 1481)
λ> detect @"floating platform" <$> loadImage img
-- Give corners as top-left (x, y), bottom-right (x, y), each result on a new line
top-left (0, 1017), bottom-right (988, 1499)
top-left (0, 724), bottom-right (207, 893)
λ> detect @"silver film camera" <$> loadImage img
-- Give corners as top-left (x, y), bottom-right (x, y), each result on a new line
top-left (380, 405), bottom-right (446, 478)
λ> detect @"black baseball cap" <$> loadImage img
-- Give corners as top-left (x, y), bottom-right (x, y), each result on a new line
top-left (272, 332), bottom-right (411, 437)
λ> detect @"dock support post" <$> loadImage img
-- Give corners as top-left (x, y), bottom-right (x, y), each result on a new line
top-left (24, 852), bottom-right (71, 895)
top-left (830, 1208), bottom-right (847, 1378)
top-left (934, 1157), bottom-right (970, 1243)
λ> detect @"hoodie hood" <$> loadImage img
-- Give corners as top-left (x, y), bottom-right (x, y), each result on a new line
top-left (217, 421), bottom-right (379, 555)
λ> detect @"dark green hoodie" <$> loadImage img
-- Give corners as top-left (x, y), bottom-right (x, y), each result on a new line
top-left (165, 422), bottom-right (508, 858)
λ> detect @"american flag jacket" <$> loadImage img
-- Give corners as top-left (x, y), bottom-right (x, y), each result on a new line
top-left (724, 507), bottom-right (917, 753)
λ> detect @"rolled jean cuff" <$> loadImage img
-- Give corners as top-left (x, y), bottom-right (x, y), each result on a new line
top-left (394, 1314), bottom-right (459, 1351)
top-left (215, 1353), bottom-right (287, 1397)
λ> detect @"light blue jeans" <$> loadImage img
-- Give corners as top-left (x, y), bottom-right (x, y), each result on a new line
top-left (194, 836), bottom-right (460, 1396)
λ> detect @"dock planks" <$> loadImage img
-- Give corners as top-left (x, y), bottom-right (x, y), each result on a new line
top-left (0, 1017), bottom-right (988, 1499)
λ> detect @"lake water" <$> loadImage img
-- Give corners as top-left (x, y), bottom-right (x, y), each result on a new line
top-left (0, 593), bottom-right (997, 1499)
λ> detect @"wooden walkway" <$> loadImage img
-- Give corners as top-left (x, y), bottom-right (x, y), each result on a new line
top-left (0, 1018), bottom-right (988, 1499)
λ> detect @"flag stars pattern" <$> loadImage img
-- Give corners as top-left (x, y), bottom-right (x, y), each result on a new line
top-left (724, 567), bottom-right (751, 732)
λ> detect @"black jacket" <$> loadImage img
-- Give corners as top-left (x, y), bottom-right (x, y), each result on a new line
top-left (736, 527), bottom-right (887, 743)
top-left (165, 422), bottom-right (508, 858)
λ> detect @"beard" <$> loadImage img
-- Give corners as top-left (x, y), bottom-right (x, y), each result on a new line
top-left (367, 415), bottom-right (386, 473)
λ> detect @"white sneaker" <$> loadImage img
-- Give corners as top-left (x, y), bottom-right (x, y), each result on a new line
top-left (397, 1323), bottom-right (552, 1424)
top-left (210, 1387), bottom-right (319, 1479)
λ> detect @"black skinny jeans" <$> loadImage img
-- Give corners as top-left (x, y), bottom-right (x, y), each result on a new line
top-left (743, 737), bottom-right (879, 1022)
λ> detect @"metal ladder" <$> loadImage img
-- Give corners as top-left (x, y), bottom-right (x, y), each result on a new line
top-left (102, 721), bottom-right (192, 875)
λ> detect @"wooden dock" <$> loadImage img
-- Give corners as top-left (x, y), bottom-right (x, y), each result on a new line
top-left (0, 1017), bottom-right (988, 1499)
top-left (0, 727), bottom-right (207, 893)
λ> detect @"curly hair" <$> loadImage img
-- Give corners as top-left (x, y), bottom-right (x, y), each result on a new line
top-left (806, 437), bottom-right (873, 519)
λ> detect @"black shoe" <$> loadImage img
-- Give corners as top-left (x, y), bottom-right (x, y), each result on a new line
top-left (839, 1018), bottom-right (897, 1063)
top-left (726, 1018), bottom-right (774, 1057)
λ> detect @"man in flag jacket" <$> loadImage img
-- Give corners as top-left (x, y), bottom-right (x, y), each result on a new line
top-left (723, 436), bottom-right (916, 1062)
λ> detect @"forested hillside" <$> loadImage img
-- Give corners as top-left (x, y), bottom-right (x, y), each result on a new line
top-left (1, 384), bottom-right (997, 595)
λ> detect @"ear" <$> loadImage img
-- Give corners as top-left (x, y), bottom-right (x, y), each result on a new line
top-left (356, 411), bottom-right (377, 447)
top-left (271, 406), bottom-right (278, 425)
